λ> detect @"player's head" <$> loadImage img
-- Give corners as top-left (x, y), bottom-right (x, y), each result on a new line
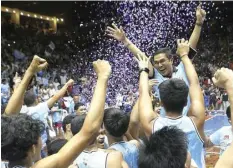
top-left (62, 114), bottom-right (75, 140)
top-left (226, 106), bottom-right (231, 124)
top-left (159, 78), bottom-right (189, 114)
top-left (1, 114), bottom-right (45, 165)
top-left (71, 114), bottom-right (86, 135)
top-left (24, 91), bottom-right (37, 106)
top-left (139, 126), bottom-right (188, 168)
top-left (47, 139), bottom-right (67, 156)
top-left (151, 48), bottom-right (173, 77)
top-left (73, 95), bottom-right (80, 104)
top-left (103, 108), bottom-right (129, 137)
top-left (74, 103), bottom-right (87, 115)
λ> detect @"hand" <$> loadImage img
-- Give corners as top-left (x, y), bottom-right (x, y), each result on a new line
top-left (212, 68), bottom-right (233, 89)
top-left (106, 23), bottom-right (126, 42)
top-left (66, 79), bottom-right (74, 86)
top-left (28, 55), bottom-right (48, 74)
top-left (134, 53), bottom-right (151, 70)
top-left (176, 39), bottom-right (190, 57)
top-left (196, 4), bottom-right (206, 24)
top-left (13, 72), bottom-right (21, 84)
top-left (149, 79), bottom-right (159, 90)
top-left (93, 60), bottom-right (112, 79)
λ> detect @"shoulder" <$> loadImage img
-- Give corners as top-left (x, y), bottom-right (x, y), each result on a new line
top-left (107, 151), bottom-right (124, 165)
top-left (129, 139), bottom-right (140, 148)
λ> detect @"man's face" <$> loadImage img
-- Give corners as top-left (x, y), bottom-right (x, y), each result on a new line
top-left (76, 106), bottom-right (87, 115)
top-left (73, 96), bottom-right (79, 104)
top-left (96, 128), bottom-right (105, 149)
top-left (153, 53), bottom-right (173, 77)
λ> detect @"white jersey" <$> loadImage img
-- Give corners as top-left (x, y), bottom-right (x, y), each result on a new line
top-left (152, 116), bottom-right (205, 168)
top-left (74, 150), bottom-right (109, 168)
top-left (210, 126), bottom-right (233, 155)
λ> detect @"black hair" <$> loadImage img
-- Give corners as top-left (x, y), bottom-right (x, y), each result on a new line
top-left (74, 102), bottom-right (85, 111)
top-left (151, 48), bottom-right (172, 66)
top-left (226, 106), bottom-right (231, 120)
top-left (2, 78), bottom-right (7, 83)
top-left (103, 108), bottom-right (129, 137)
top-left (71, 114), bottom-right (87, 135)
top-left (139, 126), bottom-right (188, 168)
top-left (47, 139), bottom-right (68, 156)
top-left (24, 91), bottom-right (36, 106)
top-left (1, 114), bottom-right (45, 162)
top-left (62, 114), bottom-right (76, 133)
top-left (159, 79), bottom-right (189, 114)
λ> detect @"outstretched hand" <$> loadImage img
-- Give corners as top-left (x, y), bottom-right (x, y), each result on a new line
top-left (106, 23), bottom-right (126, 42)
top-left (28, 55), bottom-right (48, 74)
top-left (176, 39), bottom-right (190, 57)
top-left (212, 68), bottom-right (233, 89)
top-left (134, 53), bottom-right (151, 70)
top-left (93, 59), bottom-right (112, 79)
top-left (196, 4), bottom-right (206, 24)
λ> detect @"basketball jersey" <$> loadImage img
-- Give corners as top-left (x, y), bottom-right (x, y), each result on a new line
top-left (109, 141), bottom-right (139, 168)
top-left (74, 150), bottom-right (109, 168)
top-left (153, 62), bottom-right (190, 117)
top-left (152, 116), bottom-right (205, 168)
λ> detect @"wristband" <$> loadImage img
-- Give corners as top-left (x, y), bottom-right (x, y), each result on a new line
top-left (195, 22), bottom-right (203, 27)
top-left (139, 68), bottom-right (149, 74)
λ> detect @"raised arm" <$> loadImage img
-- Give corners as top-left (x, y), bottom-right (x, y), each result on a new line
top-left (134, 54), bottom-right (159, 137)
top-left (4, 56), bottom-right (48, 115)
top-left (212, 68), bottom-right (233, 124)
top-left (47, 79), bottom-right (74, 109)
top-left (106, 24), bottom-right (154, 77)
top-left (176, 39), bottom-right (205, 138)
top-left (34, 60), bottom-right (111, 168)
top-left (189, 5), bottom-right (206, 50)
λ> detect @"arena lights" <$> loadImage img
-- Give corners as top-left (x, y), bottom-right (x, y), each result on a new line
top-left (40, 16), bottom-right (43, 19)
top-left (6, 8), bottom-right (8, 12)
top-left (47, 17), bottom-right (49, 20)
top-left (61, 18), bottom-right (64, 22)
top-left (34, 14), bottom-right (37, 18)
top-left (13, 10), bottom-right (16, 13)
top-left (57, 18), bottom-right (59, 21)
top-left (27, 14), bottom-right (30, 17)
top-left (20, 12), bottom-right (24, 15)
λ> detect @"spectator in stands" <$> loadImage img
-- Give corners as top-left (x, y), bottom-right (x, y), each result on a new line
top-left (1, 78), bottom-right (10, 105)
top-left (74, 102), bottom-right (87, 115)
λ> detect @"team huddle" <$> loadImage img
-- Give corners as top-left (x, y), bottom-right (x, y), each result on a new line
top-left (1, 5), bottom-right (233, 168)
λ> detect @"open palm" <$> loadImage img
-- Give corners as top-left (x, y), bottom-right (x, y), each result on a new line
top-left (106, 23), bottom-right (126, 42)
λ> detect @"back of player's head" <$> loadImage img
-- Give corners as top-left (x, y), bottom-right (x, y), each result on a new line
top-left (62, 114), bottom-right (75, 133)
top-left (47, 139), bottom-right (68, 156)
top-left (103, 108), bottom-right (129, 137)
top-left (159, 78), bottom-right (189, 114)
top-left (1, 114), bottom-right (45, 162)
top-left (139, 126), bottom-right (188, 168)
top-left (24, 91), bottom-right (36, 106)
top-left (71, 114), bottom-right (86, 135)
